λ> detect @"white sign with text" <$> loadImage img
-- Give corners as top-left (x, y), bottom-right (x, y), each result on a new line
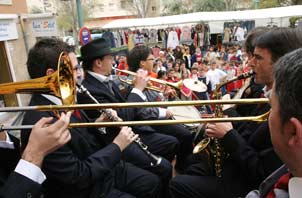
top-left (30, 17), bottom-right (58, 37)
top-left (0, 0), bottom-right (12, 5)
top-left (0, 20), bottom-right (18, 41)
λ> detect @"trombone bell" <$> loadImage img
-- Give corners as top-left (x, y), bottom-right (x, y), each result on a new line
top-left (0, 52), bottom-right (75, 105)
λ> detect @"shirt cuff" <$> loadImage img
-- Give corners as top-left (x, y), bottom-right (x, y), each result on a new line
top-left (131, 88), bottom-right (147, 101)
top-left (158, 108), bottom-right (167, 119)
top-left (0, 132), bottom-right (14, 149)
top-left (15, 159), bottom-right (46, 184)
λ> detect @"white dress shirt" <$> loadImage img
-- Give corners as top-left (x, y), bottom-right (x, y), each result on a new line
top-left (0, 132), bottom-right (46, 184)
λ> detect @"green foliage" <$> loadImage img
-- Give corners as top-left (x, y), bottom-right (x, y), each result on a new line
top-left (162, 0), bottom-right (239, 15)
top-left (195, 0), bottom-right (226, 12)
top-left (289, 16), bottom-right (302, 27)
top-left (259, 0), bottom-right (281, 8)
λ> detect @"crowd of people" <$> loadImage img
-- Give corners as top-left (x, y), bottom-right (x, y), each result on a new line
top-left (114, 40), bottom-right (250, 104)
top-left (0, 26), bottom-right (302, 198)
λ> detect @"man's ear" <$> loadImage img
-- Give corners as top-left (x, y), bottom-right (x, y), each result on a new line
top-left (95, 58), bottom-right (103, 67)
top-left (140, 60), bottom-right (145, 68)
top-left (288, 117), bottom-right (302, 147)
top-left (46, 68), bottom-right (55, 76)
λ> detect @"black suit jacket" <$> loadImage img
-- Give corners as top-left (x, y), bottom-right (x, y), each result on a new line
top-left (77, 73), bottom-right (159, 133)
top-left (0, 134), bottom-right (40, 198)
top-left (0, 172), bottom-right (42, 198)
top-left (0, 134), bottom-right (20, 187)
top-left (21, 94), bottom-right (123, 198)
top-left (218, 118), bottom-right (283, 197)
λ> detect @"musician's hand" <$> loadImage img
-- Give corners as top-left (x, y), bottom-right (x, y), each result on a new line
top-left (133, 69), bottom-right (149, 91)
top-left (166, 109), bottom-right (174, 119)
top-left (22, 112), bottom-right (71, 167)
top-left (96, 109), bottom-right (122, 122)
top-left (205, 122), bottom-right (233, 139)
top-left (113, 127), bottom-right (138, 151)
top-left (164, 87), bottom-right (177, 98)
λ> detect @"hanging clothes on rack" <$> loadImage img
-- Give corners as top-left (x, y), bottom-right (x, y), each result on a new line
top-left (180, 26), bottom-right (193, 45)
top-left (223, 27), bottom-right (232, 43)
top-left (167, 29), bottom-right (179, 49)
top-left (102, 30), bottom-right (116, 48)
top-left (128, 31), bottom-right (134, 50)
top-left (133, 30), bottom-right (145, 46)
top-left (149, 29), bottom-right (158, 44)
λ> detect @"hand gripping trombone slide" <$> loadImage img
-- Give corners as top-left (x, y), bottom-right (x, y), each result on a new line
top-left (76, 83), bottom-right (162, 167)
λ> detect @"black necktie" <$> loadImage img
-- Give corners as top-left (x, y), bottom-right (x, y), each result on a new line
top-left (104, 80), bottom-right (115, 95)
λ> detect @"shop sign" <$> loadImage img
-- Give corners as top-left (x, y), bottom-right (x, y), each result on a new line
top-left (0, 0), bottom-right (12, 5)
top-left (31, 17), bottom-right (58, 37)
top-left (0, 20), bottom-right (18, 41)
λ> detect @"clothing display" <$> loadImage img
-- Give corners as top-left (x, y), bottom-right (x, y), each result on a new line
top-left (223, 27), bottom-right (232, 43)
top-left (167, 30), bottom-right (179, 49)
top-left (180, 26), bottom-right (193, 45)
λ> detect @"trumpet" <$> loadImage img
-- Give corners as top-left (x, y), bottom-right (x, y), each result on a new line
top-left (114, 68), bottom-right (183, 92)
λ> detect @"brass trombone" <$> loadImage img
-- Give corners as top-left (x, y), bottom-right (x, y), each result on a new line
top-left (0, 99), bottom-right (269, 130)
top-left (0, 52), bottom-right (75, 105)
top-left (114, 68), bottom-right (183, 92)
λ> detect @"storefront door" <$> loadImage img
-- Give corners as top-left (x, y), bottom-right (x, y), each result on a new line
top-left (0, 41), bottom-right (18, 107)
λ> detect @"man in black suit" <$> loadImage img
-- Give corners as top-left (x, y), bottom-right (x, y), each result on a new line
top-left (169, 28), bottom-right (302, 198)
top-left (245, 48), bottom-right (302, 198)
top-left (77, 38), bottom-right (178, 197)
top-left (1, 112), bottom-right (71, 198)
top-left (21, 38), bottom-right (160, 198)
top-left (126, 45), bottom-right (193, 173)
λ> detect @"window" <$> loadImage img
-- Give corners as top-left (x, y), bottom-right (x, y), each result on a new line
top-left (152, 6), bottom-right (156, 12)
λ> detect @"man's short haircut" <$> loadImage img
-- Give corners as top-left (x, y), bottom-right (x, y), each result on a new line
top-left (27, 38), bottom-right (74, 79)
top-left (253, 28), bottom-right (302, 63)
top-left (244, 27), bottom-right (269, 54)
top-left (157, 70), bottom-right (167, 79)
top-left (274, 48), bottom-right (302, 124)
top-left (127, 45), bottom-right (152, 72)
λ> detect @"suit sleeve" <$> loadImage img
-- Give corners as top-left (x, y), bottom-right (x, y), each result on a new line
top-left (220, 122), bottom-right (283, 187)
top-left (0, 172), bottom-right (42, 198)
top-left (77, 88), bottom-right (136, 122)
top-left (0, 134), bottom-right (20, 183)
top-left (127, 92), bottom-right (160, 120)
top-left (21, 110), bottom-right (122, 190)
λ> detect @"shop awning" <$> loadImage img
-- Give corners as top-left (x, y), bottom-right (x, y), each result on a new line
top-left (103, 5), bottom-right (302, 29)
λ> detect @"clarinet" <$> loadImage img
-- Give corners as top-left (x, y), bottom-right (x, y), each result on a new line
top-left (76, 83), bottom-right (162, 167)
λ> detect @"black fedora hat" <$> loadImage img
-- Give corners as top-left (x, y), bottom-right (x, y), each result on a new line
top-left (79, 38), bottom-right (112, 61)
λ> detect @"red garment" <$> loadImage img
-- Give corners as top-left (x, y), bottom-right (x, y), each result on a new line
top-left (181, 84), bottom-right (192, 97)
top-left (117, 61), bottom-right (129, 76)
top-left (175, 28), bottom-right (182, 40)
top-left (166, 77), bottom-right (180, 83)
top-left (267, 173), bottom-right (291, 198)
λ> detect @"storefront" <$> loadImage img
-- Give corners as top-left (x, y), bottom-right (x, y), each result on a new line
top-left (0, 13), bottom-right (58, 108)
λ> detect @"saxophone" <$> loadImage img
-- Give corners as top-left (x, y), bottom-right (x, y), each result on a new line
top-left (193, 70), bottom-right (254, 177)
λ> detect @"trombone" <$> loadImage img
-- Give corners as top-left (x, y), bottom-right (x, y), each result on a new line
top-left (0, 52), bottom-right (75, 105)
top-left (0, 99), bottom-right (269, 130)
